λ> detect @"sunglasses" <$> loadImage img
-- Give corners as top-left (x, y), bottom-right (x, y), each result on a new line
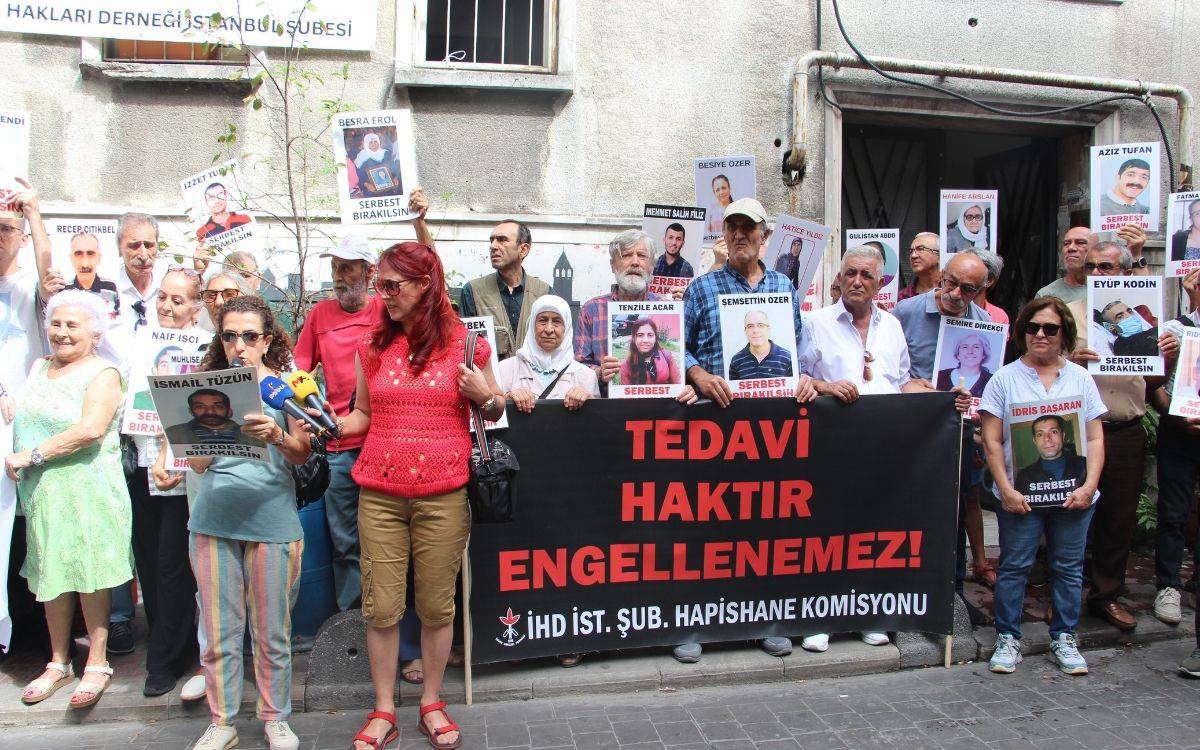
top-left (374, 278), bottom-right (416, 297)
top-left (202, 289), bottom-right (242, 303)
top-left (1023, 322), bottom-right (1062, 337)
top-left (1084, 262), bottom-right (1119, 272)
top-left (220, 330), bottom-right (265, 345)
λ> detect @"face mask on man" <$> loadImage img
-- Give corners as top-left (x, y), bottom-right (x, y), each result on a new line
top-left (1116, 312), bottom-right (1149, 337)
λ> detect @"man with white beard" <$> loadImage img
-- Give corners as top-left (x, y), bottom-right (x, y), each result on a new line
top-left (574, 229), bottom-right (673, 394)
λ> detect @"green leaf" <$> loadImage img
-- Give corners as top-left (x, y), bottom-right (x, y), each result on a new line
top-left (208, 11), bottom-right (222, 28)
top-left (253, 98), bottom-right (264, 110)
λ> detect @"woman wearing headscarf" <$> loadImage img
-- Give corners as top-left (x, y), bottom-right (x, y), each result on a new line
top-left (619, 317), bottom-right (681, 386)
top-left (498, 295), bottom-right (600, 413)
top-left (354, 132), bottom-right (402, 198)
top-left (946, 203), bottom-right (989, 253)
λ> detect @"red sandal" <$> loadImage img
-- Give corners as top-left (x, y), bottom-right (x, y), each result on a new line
top-left (418, 701), bottom-right (464, 750)
top-left (352, 710), bottom-right (398, 750)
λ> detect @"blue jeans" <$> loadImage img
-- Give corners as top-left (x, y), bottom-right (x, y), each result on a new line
top-left (324, 448), bottom-right (362, 611)
top-left (995, 504), bottom-right (1095, 640)
top-left (109, 581), bottom-right (135, 624)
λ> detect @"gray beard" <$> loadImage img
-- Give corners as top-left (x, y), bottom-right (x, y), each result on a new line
top-left (337, 279), bottom-right (369, 308)
top-left (617, 272), bottom-right (648, 297)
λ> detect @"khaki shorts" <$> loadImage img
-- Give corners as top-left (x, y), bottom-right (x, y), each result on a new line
top-left (358, 486), bottom-right (470, 628)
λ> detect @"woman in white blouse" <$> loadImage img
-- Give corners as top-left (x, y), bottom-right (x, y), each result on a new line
top-left (498, 295), bottom-right (599, 413)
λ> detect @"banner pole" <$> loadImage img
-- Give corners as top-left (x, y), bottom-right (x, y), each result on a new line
top-left (462, 548), bottom-right (474, 705)
top-left (943, 635), bottom-right (952, 668)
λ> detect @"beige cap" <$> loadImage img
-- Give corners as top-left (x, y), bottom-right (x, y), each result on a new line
top-left (723, 197), bottom-right (769, 224)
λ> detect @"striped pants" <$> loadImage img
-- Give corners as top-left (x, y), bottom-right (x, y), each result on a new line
top-left (190, 533), bottom-right (303, 724)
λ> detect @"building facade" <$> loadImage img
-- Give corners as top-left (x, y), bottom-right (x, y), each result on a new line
top-left (3, 0), bottom-right (1197, 316)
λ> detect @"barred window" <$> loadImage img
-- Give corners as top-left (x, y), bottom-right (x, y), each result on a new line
top-left (103, 40), bottom-right (245, 64)
top-left (421, 0), bottom-right (553, 71)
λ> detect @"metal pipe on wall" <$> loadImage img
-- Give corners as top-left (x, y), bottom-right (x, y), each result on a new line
top-left (786, 50), bottom-right (1194, 187)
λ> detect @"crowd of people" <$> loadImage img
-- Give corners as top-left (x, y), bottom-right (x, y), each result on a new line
top-left (0, 177), bottom-right (1198, 750)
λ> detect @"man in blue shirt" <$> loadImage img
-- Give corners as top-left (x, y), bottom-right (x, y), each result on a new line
top-left (727, 309), bottom-right (793, 379)
top-left (683, 198), bottom-right (814, 407)
top-left (892, 252), bottom-right (991, 382)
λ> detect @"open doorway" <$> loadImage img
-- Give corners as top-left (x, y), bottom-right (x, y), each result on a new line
top-left (841, 118), bottom-right (1092, 318)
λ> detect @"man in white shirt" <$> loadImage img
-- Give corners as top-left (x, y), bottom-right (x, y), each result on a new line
top-left (801, 245), bottom-right (926, 400)
top-left (0, 178), bottom-right (54, 652)
top-left (797, 245), bottom-right (966, 653)
top-left (103, 212), bottom-right (167, 655)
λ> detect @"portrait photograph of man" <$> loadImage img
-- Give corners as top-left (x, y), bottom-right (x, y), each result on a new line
top-left (64, 231), bottom-right (119, 315)
top-left (1013, 414), bottom-right (1088, 499)
top-left (1101, 159), bottom-right (1152, 217)
top-left (726, 308), bottom-right (794, 380)
top-left (196, 182), bottom-right (252, 243)
top-left (164, 388), bottom-right (258, 447)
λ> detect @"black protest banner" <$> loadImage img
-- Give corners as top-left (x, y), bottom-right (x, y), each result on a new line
top-left (468, 394), bottom-right (962, 664)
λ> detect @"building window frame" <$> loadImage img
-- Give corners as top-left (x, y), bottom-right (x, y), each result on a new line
top-left (79, 38), bottom-right (262, 84)
top-left (394, 0), bottom-right (575, 93)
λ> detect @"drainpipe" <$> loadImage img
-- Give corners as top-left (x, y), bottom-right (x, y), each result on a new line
top-left (785, 50), bottom-right (1194, 188)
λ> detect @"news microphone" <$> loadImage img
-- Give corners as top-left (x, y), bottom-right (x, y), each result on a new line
top-left (230, 357), bottom-right (244, 367)
top-left (260, 376), bottom-right (329, 438)
top-left (286, 370), bottom-right (340, 437)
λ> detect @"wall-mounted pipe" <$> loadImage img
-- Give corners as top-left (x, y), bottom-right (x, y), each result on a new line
top-left (785, 50), bottom-right (1194, 187)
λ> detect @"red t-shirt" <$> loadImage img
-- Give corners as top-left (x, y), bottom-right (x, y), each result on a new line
top-left (293, 295), bottom-right (383, 451)
top-left (352, 325), bottom-right (491, 498)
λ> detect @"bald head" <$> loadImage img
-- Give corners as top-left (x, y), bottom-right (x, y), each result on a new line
top-left (936, 253), bottom-right (988, 317)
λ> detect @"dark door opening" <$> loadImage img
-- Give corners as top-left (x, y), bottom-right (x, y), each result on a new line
top-left (842, 120), bottom-right (1082, 318)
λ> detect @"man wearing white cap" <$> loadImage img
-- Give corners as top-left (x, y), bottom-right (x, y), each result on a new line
top-left (675, 197), bottom-right (815, 664)
top-left (291, 188), bottom-right (431, 613)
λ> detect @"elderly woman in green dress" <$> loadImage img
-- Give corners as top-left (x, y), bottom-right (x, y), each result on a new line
top-left (7, 289), bottom-right (132, 708)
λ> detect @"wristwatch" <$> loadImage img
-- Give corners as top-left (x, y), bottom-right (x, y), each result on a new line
top-left (30, 449), bottom-right (44, 467)
top-left (481, 396), bottom-right (497, 412)
top-left (272, 429), bottom-right (287, 447)
top-left (1132, 256), bottom-right (1147, 269)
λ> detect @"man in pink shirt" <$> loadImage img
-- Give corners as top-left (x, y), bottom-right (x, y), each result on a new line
top-left (293, 235), bottom-right (381, 612)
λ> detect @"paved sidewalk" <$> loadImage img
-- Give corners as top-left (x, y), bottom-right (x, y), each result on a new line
top-left (5, 639), bottom-right (1199, 749)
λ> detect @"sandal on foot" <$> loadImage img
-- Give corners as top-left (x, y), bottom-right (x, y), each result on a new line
top-left (69, 663), bottom-right (113, 709)
top-left (353, 710), bottom-right (398, 750)
top-left (22, 662), bottom-right (74, 705)
top-left (418, 701), bottom-right (463, 750)
top-left (401, 661), bottom-right (424, 685)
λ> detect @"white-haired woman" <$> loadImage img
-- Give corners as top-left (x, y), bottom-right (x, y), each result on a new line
top-left (7, 290), bottom-right (132, 708)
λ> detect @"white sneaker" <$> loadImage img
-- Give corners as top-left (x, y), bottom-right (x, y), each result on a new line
top-left (861, 631), bottom-right (890, 646)
top-left (801, 633), bottom-right (829, 652)
top-left (191, 723), bottom-right (238, 750)
top-left (1154, 587), bottom-right (1182, 625)
top-left (264, 720), bottom-right (299, 750)
top-left (180, 674), bottom-right (206, 702)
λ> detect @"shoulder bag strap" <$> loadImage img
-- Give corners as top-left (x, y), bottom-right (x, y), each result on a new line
top-left (538, 365), bottom-right (570, 400)
top-left (465, 330), bottom-right (491, 462)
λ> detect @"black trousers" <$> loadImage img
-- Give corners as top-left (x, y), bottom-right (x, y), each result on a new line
top-left (129, 468), bottom-right (198, 679)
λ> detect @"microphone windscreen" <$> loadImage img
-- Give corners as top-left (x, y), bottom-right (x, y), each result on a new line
top-left (286, 370), bottom-right (321, 401)
top-left (259, 376), bottom-right (295, 410)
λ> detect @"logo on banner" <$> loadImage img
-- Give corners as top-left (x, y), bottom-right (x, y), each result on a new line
top-left (496, 608), bottom-right (525, 647)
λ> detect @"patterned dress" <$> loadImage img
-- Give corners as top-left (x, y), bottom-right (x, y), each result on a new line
top-left (16, 357), bottom-right (133, 601)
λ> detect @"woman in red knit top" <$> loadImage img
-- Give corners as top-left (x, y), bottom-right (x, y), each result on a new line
top-left (333, 242), bottom-right (505, 750)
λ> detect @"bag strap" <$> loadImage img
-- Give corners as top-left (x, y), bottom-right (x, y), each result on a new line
top-left (538, 366), bottom-right (570, 400)
top-left (465, 330), bottom-right (491, 462)
top-left (1176, 314), bottom-right (1197, 328)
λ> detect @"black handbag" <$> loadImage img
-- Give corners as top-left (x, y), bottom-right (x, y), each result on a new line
top-left (465, 330), bottom-right (519, 523)
top-left (292, 435), bottom-right (331, 509)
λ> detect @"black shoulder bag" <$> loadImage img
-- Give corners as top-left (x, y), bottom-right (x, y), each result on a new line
top-left (292, 434), bottom-right (331, 509)
top-left (465, 330), bottom-right (519, 523)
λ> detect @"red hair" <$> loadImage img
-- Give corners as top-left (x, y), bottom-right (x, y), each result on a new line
top-left (369, 242), bottom-right (460, 374)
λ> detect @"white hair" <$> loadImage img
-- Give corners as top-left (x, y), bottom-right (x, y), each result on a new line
top-left (842, 244), bottom-right (885, 273)
top-left (44, 289), bottom-right (111, 338)
top-left (609, 229), bottom-right (659, 266)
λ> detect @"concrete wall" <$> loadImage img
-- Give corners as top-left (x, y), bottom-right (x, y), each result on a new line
top-left (5, 0), bottom-right (1197, 300)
